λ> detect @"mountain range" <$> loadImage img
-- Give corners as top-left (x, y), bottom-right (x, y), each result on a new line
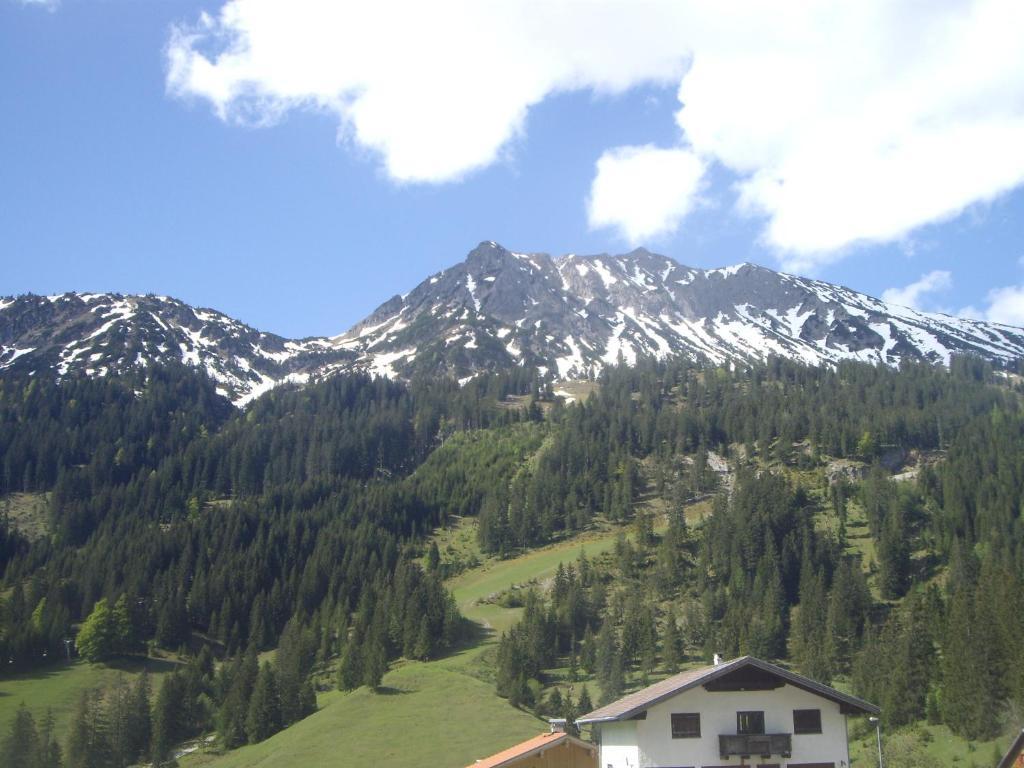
top-left (3, 241), bottom-right (1023, 405)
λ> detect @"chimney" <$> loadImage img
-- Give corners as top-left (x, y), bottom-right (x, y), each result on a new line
top-left (549, 718), bottom-right (568, 733)
top-left (713, 653), bottom-right (723, 666)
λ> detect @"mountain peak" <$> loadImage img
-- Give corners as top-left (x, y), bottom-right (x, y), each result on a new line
top-left (3, 243), bottom-right (1023, 405)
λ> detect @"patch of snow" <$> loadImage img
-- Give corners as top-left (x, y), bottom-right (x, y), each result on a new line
top-left (367, 347), bottom-right (417, 379)
top-left (602, 312), bottom-right (637, 366)
top-left (592, 259), bottom-right (619, 289)
top-left (254, 345), bottom-right (296, 363)
top-left (621, 306), bottom-right (672, 358)
top-left (554, 388), bottom-right (576, 404)
top-left (465, 273), bottom-right (481, 311)
top-left (148, 311), bottom-right (169, 331)
top-left (0, 347), bottom-right (35, 367)
top-left (555, 335), bottom-right (585, 378)
top-left (179, 343), bottom-right (200, 366)
top-left (708, 264), bottom-right (746, 278)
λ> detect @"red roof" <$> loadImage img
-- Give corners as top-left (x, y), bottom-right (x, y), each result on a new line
top-left (465, 731), bottom-right (594, 768)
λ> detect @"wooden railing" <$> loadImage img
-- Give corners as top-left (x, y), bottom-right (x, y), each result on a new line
top-left (718, 733), bottom-right (793, 758)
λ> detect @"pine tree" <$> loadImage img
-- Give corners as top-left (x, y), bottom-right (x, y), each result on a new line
top-left (111, 594), bottom-right (134, 654)
top-left (106, 674), bottom-right (135, 768)
top-left (662, 607), bottom-right (682, 674)
top-left (337, 637), bottom-right (363, 691)
top-left (792, 567), bottom-right (831, 683)
top-left (129, 671), bottom-right (153, 763)
top-left (594, 619), bottom-right (618, 697)
top-left (67, 689), bottom-right (110, 768)
top-left (576, 685), bottom-right (593, 716)
top-left (545, 688), bottom-right (563, 718)
top-left (363, 636), bottom-right (388, 690)
top-left (151, 673), bottom-right (185, 766)
top-left (245, 663), bottom-right (282, 744)
top-left (941, 587), bottom-right (998, 739)
top-left (1, 704), bottom-right (39, 768)
top-left (37, 709), bottom-right (62, 768)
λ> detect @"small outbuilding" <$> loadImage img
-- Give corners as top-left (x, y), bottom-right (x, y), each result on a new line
top-left (465, 729), bottom-right (597, 768)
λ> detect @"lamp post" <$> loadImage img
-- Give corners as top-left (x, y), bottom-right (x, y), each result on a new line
top-left (868, 716), bottom-right (883, 768)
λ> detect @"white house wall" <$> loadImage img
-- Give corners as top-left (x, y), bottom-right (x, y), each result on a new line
top-left (596, 682), bottom-right (852, 768)
top-left (597, 721), bottom-right (641, 768)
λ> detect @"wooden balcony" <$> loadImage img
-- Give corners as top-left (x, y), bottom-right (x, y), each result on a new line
top-left (719, 733), bottom-right (793, 758)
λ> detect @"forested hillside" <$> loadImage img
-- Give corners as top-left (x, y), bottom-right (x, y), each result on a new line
top-left (1, 356), bottom-right (1023, 766)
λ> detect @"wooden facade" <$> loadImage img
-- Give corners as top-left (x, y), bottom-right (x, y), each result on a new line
top-left (465, 731), bottom-right (596, 768)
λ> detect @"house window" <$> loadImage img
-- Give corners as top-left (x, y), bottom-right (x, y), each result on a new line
top-left (793, 709), bottom-right (822, 734)
top-left (671, 712), bottom-right (701, 738)
top-left (737, 710), bottom-right (765, 734)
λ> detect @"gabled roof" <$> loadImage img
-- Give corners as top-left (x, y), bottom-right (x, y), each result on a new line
top-left (997, 729), bottom-right (1024, 768)
top-left (465, 731), bottom-right (596, 768)
top-left (575, 655), bottom-right (879, 724)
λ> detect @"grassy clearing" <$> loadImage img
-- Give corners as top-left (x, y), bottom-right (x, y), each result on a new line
top-left (182, 663), bottom-right (543, 768)
top-left (183, 524), bottom-right (635, 768)
top-left (3, 491), bottom-right (50, 541)
top-left (552, 380), bottom-right (599, 404)
top-left (848, 721), bottom-right (1010, 767)
top-left (0, 656), bottom-right (181, 744)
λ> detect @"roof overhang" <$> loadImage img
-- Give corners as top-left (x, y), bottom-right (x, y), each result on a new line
top-left (576, 656), bottom-right (879, 725)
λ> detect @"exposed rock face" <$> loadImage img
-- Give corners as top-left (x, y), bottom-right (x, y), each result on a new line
top-left (3, 242), bottom-right (1023, 404)
top-left (331, 241), bottom-right (1024, 380)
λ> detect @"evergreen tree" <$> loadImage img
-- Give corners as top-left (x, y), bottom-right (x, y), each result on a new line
top-left (106, 674), bottom-right (135, 768)
top-left (662, 607), bottom-right (682, 674)
top-left (129, 671), bottom-right (153, 764)
top-left (1, 704), bottom-right (40, 768)
top-left (151, 673), bottom-right (186, 766)
top-left (37, 709), bottom-right (62, 768)
top-left (245, 663), bottom-right (282, 744)
top-left (66, 689), bottom-right (110, 768)
top-left (576, 685), bottom-right (593, 716)
top-left (941, 587), bottom-right (998, 739)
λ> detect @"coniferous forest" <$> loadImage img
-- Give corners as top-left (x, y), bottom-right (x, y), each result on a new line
top-left (1, 355), bottom-right (1023, 766)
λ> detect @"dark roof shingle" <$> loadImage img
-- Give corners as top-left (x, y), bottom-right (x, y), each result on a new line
top-left (576, 656), bottom-right (878, 724)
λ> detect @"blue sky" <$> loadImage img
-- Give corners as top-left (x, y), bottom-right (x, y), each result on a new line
top-left (2, 0), bottom-right (1023, 338)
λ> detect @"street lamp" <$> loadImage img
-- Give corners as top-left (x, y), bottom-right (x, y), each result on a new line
top-left (868, 716), bottom-right (883, 768)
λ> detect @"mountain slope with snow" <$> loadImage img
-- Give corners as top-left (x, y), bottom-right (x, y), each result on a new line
top-left (3, 242), bottom-right (1022, 404)
top-left (335, 241), bottom-right (1024, 380)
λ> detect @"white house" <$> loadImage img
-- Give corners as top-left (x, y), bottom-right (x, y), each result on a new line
top-left (575, 655), bottom-right (878, 768)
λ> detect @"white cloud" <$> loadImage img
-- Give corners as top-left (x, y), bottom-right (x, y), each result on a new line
top-left (882, 270), bottom-right (952, 310)
top-left (168, 1), bottom-right (1024, 264)
top-left (962, 284), bottom-right (1024, 327)
top-left (587, 146), bottom-right (705, 244)
top-left (166, 1), bottom-right (689, 183)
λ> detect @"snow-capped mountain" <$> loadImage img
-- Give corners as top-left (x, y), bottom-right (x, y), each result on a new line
top-left (0, 293), bottom-right (353, 405)
top-left (335, 241), bottom-right (1024, 380)
top-left (3, 242), bottom-right (1023, 404)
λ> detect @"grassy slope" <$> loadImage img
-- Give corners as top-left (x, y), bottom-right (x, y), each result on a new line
top-left (183, 526), bottom-right (628, 768)
top-left (0, 656), bottom-right (180, 743)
